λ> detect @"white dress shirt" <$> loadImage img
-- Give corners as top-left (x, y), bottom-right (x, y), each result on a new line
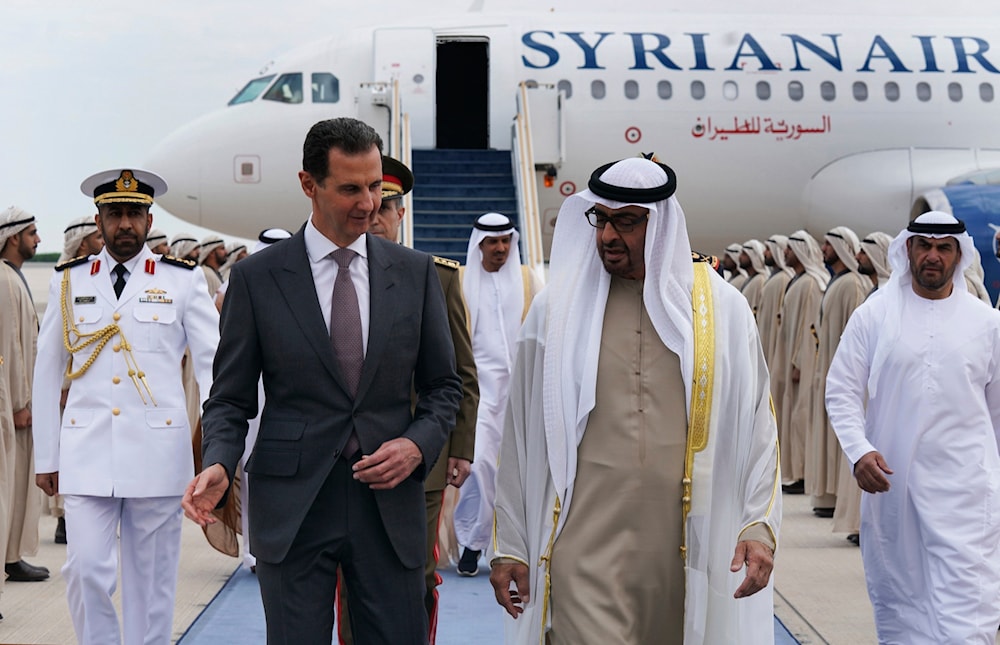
top-left (304, 217), bottom-right (370, 355)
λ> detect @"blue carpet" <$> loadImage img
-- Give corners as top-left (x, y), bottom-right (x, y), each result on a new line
top-left (179, 562), bottom-right (799, 643)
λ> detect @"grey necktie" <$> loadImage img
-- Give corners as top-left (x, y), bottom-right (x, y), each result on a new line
top-left (113, 264), bottom-right (127, 299)
top-left (330, 248), bottom-right (362, 458)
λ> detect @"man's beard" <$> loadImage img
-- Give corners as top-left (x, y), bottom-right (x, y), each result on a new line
top-left (912, 262), bottom-right (953, 291)
top-left (106, 233), bottom-right (143, 259)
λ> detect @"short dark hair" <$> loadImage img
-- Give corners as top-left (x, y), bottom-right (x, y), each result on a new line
top-left (302, 118), bottom-right (383, 183)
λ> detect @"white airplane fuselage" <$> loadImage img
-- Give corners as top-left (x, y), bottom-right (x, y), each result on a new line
top-left (147, 11), bottom-right (1000, 291)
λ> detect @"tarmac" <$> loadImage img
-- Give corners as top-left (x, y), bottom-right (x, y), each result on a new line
top-left (0, 492), bottom-right (904, 645)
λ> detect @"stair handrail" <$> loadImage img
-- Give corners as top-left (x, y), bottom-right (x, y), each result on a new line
top-left (512, 81), bottom-right (547, 280)
top-left (400, 112), bottom-right (414, 248)
top-left (385, 79), bottom-right (415, 248)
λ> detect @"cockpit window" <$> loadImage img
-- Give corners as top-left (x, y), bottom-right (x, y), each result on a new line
top-left (312, 73), bottom-right (340, 103)
top-left (263, 73), bottom-right (304, 104)
top-left (228, 75), bottom-right (276, 106)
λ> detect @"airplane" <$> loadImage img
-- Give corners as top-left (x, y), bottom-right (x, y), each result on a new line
top-left (145, 9), bottom-right (1000, 299)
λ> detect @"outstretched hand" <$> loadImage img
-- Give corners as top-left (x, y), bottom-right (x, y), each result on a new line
top-left (181, 463), bottom-right (229, 526)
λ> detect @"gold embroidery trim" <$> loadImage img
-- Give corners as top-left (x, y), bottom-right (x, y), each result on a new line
top-left (537, 496), bottom-right (561, 645)
top-left (681, 262), bottom-right (714, 561)
top-left (60, 269), bottom-right (156, 405)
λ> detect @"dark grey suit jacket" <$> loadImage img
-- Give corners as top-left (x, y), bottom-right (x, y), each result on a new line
top-left (201, 229), bottom-right (462, 568)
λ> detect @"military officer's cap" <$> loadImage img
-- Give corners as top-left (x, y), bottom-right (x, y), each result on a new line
top-left (80, 168), bottom-right (168, 206)
top-left (381, 156), bottom-right (414, 199)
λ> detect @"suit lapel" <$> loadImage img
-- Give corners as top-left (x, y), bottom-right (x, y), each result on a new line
top-left (92, 258), bottom-right (118, 307)
top-left (270, 231), bottom-right (346, 388)
top-left (117, 249), bottom-right (154, 308)
top-left (356, 237), bottom-right (396, 400)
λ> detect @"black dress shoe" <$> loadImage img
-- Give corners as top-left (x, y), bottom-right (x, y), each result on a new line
top-left (5, 560), bottom-right (50, 582)
top-left (781, 479), bottom-right (805, 494)
top-left (846, 533), bottom-right (860, 546)
top-left (55, 517), bottom-right (67, 544)
top-left (813, 507), bottom-right (835, 518)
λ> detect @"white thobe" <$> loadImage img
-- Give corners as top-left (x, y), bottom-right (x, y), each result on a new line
top-left (826, 286), bottom-right (1000, 644)
top-left (454, 272), bottom-right (516, 552)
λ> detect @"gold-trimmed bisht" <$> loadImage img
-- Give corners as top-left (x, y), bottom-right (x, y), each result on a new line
top-left (537, 496), bottom-right (561, 645)
top-left (681, 261), bottom-right (715, 561)
top-left (60, 268), bottom-right (156, 405)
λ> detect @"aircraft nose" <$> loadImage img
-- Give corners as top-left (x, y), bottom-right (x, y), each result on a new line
top-left (145, 115), bottom-right (212, 226)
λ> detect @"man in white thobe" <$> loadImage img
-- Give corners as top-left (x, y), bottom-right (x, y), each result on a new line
top-left (453, 212), bottom-right (540, 576)
top-left (490, 157), bottom-right (780, 645)
top-left (826, 212), bottom-right (1000, 643)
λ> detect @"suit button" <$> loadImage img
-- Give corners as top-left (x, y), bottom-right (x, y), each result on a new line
top-left (112, 376), bottom-right (121, 385)
top-left (112, 408), bottom-right (120, 416)
top-left (113, 344), bottom-right (121, 352)
top-left (113, 312), bottom-right (121, 321)
top-left (166, 419), bottom-right (172, 426)
top-left (78, 316), bottom-right (85, 322)
top-left (70, 419), bottom-right (76, 425)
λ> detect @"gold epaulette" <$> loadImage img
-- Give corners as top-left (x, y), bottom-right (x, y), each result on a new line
top-left (55, 256), bottom-right (90, 271)
top-left (691, 251), bottom-right (722, 273)
top-left (433, 256), bottom-right (460, 270)
top-left (160, 255), bottom-right (197, 270)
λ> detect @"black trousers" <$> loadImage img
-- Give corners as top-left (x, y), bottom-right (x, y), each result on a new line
top-left (256, 458), bottom-right (428, 645)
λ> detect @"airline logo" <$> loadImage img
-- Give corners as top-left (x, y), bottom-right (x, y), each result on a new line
top-left (521, 32), bottom-right (1000, 74)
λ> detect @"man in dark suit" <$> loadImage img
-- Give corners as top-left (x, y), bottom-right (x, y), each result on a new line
top-left (182, 117), bottom-right (462, 645)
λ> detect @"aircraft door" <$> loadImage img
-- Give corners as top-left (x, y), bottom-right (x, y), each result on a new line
top-left (436, 40), bottom-right (489, 149)
top-left (374, 28), bottom-right (436, 148)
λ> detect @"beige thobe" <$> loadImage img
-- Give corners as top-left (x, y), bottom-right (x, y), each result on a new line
top-left (758, 271), bottom-right (791, 440)
top-left (773, 272), bottom-right (823, 483)
top-left (807, 271), bottom-right (867, 506)
top-left (831, 453), bottom-right (861, 534)
top-left (184, 268), bottom-right (220, 437)
top-left (549, 277), bottom-right (687, 645)
top-left (201, 265), bottom-right (223, 298)
top-left (0, 263), bottom-right (40, 563)
top-left (0, 357), bottom-right (13, 593)
top-left (759, 271), bottom-right (791, 368)
top-left (740, 272), bottom-right (767, 320)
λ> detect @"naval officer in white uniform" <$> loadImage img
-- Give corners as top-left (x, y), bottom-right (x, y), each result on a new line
top-left (32, 168), bottom-right (220, 645)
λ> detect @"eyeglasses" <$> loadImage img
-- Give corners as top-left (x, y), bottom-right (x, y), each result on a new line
top-left (584, 207), bottom-right (648, 233)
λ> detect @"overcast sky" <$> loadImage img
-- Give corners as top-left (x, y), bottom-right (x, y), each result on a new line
top-left (2, 0), bottom-right (992, 253)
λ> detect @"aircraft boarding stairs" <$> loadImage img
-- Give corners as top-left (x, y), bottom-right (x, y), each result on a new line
top-left (410, 149), bottom-right (519, 264)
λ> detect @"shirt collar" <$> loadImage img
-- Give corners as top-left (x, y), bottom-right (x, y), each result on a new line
top-left (305, 217), bottom-right (368, 264)
top-left (100, 246), bottom-right (147, 275)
